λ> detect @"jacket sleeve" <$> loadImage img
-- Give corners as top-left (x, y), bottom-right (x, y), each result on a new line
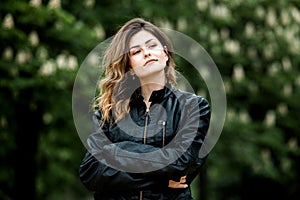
top-left (79, 112), bottom-right (168, 193)
top-left (100, 96), bottom-right (211, 182)
top-left (79, 151), bottom-right (168, 193)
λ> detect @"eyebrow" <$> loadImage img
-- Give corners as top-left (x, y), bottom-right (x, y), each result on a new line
top-left (129, 39), bottom-right (155, 50)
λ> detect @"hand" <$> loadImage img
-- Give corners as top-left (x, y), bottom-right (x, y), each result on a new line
top-left (168, 176), bottom-right (188, 189)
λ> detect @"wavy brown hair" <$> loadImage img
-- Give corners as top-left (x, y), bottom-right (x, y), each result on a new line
top-left (94, 18), bottom-right (176, 124)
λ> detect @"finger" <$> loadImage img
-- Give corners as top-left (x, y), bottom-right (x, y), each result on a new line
top-left (177, 183), bottom-right (188, 188)
top-left (168, 180), bottom-right (188, 188)
top-left (180, 176), bottom-right (187, 183)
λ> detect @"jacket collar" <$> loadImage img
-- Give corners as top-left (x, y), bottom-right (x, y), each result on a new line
top-left (132, 84), bottom-right (173, 103)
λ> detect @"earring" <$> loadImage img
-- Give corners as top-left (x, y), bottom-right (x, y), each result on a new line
top-left (163, 46), bottom-right (168, 52)
top-left (129, 69), bottom-right (136, 80)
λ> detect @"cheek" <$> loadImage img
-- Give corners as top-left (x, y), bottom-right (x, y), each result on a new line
top-left (129, 58), bottom-right (137, 68)
top-left (129, 56), bottom-right (143, 68)
top-left (160, 53), bottom-right (168, 64)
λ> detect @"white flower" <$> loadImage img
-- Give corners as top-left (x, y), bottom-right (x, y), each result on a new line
top-left (2, 47), bottom-right (13, 60)
top-left (30, 0), bottom-right (41, 7)
top-left (48, 0), bottom-right (61, 9)
top-left (2, 14), bottom-right (14, 29)
top-left (29, 31), bottom-right (39, 47)
top-left (67, 55), bottom-right (78, 70)
top-left (233, 64), bottom-right (245, 82)
top-left (264, 110), bottom-right (276, 127)
top-left (224, 40), bottom-right (240, 55)
top-left (40, 60), bottom-right (56, 76)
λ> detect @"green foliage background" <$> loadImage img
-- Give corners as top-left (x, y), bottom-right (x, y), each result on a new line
top-left (1, 0), bottom-right (299, 199)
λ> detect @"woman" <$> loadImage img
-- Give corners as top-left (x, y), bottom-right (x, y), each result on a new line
top-left (79, 18), bottom-right (210, 199)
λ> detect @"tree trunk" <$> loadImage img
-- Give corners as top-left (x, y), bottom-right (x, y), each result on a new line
top-left (13, 89), bottom-right (42, 200)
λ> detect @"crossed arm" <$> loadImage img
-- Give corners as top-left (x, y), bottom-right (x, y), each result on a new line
top-left (79, 97), bottom-right (210, 193)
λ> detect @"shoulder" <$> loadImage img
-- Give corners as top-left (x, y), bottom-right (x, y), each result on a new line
top-left (92, 109), bottom-right (113, 127)
top-left (93, 109), bottom-right (102, 119)
top-left (172, 88), bottom-right (210, 107)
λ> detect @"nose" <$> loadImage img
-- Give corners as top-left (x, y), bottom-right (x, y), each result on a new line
top-left (142, 47), bottom-right (151, 57)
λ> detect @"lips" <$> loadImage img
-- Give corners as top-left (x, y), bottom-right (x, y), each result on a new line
top-left (144, 59), bottom-right (158, 66)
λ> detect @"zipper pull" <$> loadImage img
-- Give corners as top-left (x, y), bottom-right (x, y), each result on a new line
top-left (158, 120), bottom-right (166, 147)
top-left (158, 120), bottom-right (166, 126)
top-left (143, 108), bottom-right (150, 144)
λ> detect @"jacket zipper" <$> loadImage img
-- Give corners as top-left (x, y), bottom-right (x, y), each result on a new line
top-left (143, 108), bottom-right (149, 144)
top-left (162, 121), bottom-right (166, 147)
top-left (140, 108), bottom-right (150, 200)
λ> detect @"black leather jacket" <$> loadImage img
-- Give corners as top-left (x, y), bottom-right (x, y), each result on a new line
top-left (79, 86), bottom-right (210, 200)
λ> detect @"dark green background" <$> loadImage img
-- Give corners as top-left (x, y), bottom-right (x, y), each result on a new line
top-left (1, 0), bottom-right (299, 199)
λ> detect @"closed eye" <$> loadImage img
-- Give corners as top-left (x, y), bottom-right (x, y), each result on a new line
top-left (148, 43), bottom-right (157, 49)
top-left (130, 49), bottom-right (141, 56)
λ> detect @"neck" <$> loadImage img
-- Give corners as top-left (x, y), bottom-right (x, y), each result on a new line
top-left (141, 83), bottom-right (164, 102)
top-left (138, 70), bottom-right (166, 108)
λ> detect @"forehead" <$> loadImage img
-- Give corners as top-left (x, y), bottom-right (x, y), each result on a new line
top-left (129, 30), bottom-right (160, 47)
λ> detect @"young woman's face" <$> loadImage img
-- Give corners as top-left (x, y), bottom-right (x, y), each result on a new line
top-left (128, 30), bottom-right (168, 79)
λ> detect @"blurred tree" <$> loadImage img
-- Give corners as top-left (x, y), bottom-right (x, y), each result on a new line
top-left (199, 0), bottom-right (300, 199)
top-left (0, 0), bottom-right (99, 199)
